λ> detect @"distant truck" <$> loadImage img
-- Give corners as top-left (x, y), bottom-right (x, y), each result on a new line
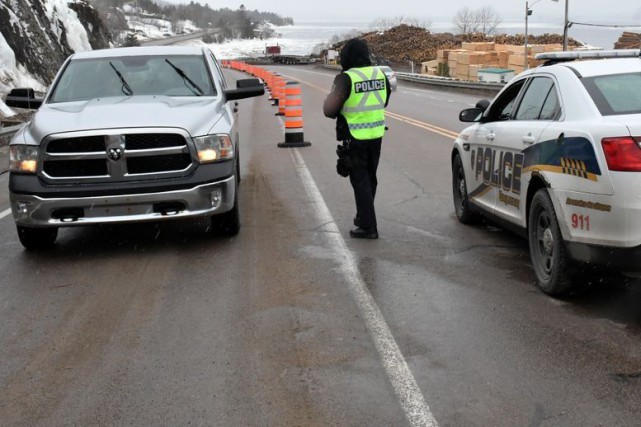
top-left (264, 45), bottom-right (312, 65)
top-left (265, 45), bottom-right (281, 55)
top-left (272, 55), bottom-right (313, 65)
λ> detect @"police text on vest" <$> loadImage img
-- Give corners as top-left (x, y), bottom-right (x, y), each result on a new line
top-left (354, 79), bottom-right (385, 93)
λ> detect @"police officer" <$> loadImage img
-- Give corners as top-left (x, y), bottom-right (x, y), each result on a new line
top-left (323, 38), bottom-right (391, 239)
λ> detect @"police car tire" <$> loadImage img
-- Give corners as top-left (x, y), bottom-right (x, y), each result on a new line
top-left (528, 189), bottom-right (575, 296)
top-left (17, 225), bottom-right (58, 251)
top-left (452, 155), bottom-right (479, 224)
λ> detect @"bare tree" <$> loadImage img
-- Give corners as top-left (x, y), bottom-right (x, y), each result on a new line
top-left (453, 6), bottom-right (502, 35)
top-left (475, 6), bottom-right (501, 35)
top-left (453, 7), bottom-right (478, 34)
top-left (370, 16), bottom-right (431, 32)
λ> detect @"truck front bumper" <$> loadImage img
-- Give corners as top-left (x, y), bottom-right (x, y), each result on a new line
top-left (10, 176), bottom-right (235, 227)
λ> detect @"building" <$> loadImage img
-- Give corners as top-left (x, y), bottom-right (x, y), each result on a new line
top-left (477, 68), bottom-right (515, 83)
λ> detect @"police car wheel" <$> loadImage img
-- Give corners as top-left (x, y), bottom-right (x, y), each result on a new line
top-left (452, 155), bottom-right (478, 224)
top-left (528, 189), bottom-right (575, 296)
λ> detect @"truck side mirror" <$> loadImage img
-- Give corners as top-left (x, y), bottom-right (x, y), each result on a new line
top-left (223, 79), bottom-right (264, 101)
top-left (5, 88), bottom-right (43, 110)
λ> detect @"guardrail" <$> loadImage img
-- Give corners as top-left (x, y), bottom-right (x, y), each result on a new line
top-left (0, 124), bottom-right (22, 146)
top-left (141, 28), bottom-right (220, 47)
top-left (321, 65), bottom-right (504, 93)
top-left (395, 72), bottom-right (504, 92)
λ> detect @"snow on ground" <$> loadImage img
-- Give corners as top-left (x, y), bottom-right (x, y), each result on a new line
top-left (178, 32), bottom-right (329, 59)
top-left (0, 99), bottom-right (14, 117)
top-left (126, 16), bottom-right (174, 39)
top-left (179, 20), bottom-right (200, 33)
top-left (179, 36), bottom-right (323, 59)
top-left (44, 0), bottom-right (92, 52)
top-left (0, 31), bottom-right (46, 113)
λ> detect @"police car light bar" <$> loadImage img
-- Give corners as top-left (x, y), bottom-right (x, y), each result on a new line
top-left (536, 49), bottom-right (641, 61)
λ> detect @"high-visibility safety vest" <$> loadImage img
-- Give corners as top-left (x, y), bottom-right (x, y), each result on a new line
top-left (341, 66), bottom-right (388, 140)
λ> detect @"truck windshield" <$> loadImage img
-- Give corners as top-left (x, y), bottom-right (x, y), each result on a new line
top-left (49, 54), bottom-right (216, 103)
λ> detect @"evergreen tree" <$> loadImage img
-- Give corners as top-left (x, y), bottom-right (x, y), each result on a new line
top-left (236, 5), bottom-right (255, 39)
top-left (123, 33), bottom-right (140, 47)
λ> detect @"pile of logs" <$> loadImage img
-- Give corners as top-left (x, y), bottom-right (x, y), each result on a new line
top-left (331, 25), bottom-right (582, 67)
top-left (614, 32), bottom-right (641, 49)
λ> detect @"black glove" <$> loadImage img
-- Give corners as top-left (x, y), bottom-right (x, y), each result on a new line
top-left (336, 142), bottom-right (352, 177)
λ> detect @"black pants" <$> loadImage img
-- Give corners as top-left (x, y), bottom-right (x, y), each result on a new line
top-left (348, 138), bottom-right (382, 231)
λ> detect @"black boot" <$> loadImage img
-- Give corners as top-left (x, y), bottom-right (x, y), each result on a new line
top-left (349, 227), bottom-right (378, 239)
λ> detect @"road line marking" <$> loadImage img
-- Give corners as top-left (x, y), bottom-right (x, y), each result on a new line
top-left (385, 111), bottom-right (460, 139)
top-left (289, 148), bottom-right (438, 427)
top-left (277, 74), bottom-right (460, 141)
top-left (0, 208), bottom-right (11, 221)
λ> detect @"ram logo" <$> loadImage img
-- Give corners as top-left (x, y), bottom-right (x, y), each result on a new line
top-left (107, 146), bottom-right (124, 161)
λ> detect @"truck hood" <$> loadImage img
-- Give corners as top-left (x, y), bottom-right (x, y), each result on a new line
top-left (25, 96), bottom-right (226, 143)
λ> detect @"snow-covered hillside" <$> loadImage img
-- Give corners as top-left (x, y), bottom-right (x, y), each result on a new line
top-left (121, 3), bottom-right (201, 43)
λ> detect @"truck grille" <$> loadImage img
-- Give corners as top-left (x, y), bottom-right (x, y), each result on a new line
top-left (42, 132), bottom-right (194, 181)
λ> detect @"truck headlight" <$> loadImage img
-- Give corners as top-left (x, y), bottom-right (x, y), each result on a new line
top-left (9, 145), bottom-right (39, 173)
top-left (193, 134), bottom-right (234, 164)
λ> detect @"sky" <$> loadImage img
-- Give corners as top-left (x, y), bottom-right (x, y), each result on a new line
top-left (184, 0), bottom-right (641, 23)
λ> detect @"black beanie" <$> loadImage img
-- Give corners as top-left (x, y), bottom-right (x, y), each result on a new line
top-left (340, 38), bottom-right (372, 71)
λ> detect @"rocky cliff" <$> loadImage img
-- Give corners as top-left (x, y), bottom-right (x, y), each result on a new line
top-left (69, 1), bottom-right (112, 50)
top-left (0, 0), bottom-right (110, 90)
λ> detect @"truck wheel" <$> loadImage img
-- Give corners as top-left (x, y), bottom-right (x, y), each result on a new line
top-left (235, 154), bottom-right (241, 185)
top-left (452, 154), bottom-right (478, 224)
top-left (211, 194), bottom-right (240, 237)
top-left (17, 225), bottom-right (58, 250)
top-left (528, 189), bottom-right (575, 295)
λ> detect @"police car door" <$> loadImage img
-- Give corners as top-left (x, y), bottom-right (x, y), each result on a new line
top-left (466, 79), bottom-right (528, 215)
top-left (491, 75), bottom-right (560, 227)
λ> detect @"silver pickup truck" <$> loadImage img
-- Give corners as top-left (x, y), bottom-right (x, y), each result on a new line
top-left (5, 46), bottom-right (263, 250)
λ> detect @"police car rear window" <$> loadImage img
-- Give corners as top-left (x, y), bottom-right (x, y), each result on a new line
top-left (582, 72), bottom-right (641, 116)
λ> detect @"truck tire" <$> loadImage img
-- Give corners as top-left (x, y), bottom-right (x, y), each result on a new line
top-left (528, 189), bottom-right (575, 295)
top-left (210, 176), bottom-right (240, 237)
top-left (211, 193), bottom-right (240, 237)
top-left (17, 225), bottom-right (58, 250)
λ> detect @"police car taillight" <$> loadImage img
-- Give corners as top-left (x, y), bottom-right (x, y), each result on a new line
top-left (602, 137), bottom-right (641, 171)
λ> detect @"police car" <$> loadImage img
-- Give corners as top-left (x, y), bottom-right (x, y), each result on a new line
top-left (451, 49), bottom-right (641, 295)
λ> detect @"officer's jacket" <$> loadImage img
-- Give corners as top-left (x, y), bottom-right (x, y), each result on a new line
top-left (323, 70), bottom-right (391, 141)
top-left (341, 66), bottom-right (388, 140)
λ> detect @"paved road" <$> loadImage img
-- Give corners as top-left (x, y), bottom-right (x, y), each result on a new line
top-left (1, 65), bottom-right (641, 425)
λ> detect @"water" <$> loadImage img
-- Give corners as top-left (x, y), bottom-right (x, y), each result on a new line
top-left (191, 20), bottom-right (639, 59)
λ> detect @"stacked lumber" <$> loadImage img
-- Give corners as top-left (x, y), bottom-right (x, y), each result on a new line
top-left (435, 42), bottom-right (560, 80)
top-left (614, 32), bottom-right (641, 49)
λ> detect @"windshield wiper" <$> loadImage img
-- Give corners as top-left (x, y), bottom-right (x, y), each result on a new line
top-left (165, 59), bottom-right (203, 96)
top-left (109, 61), bottom-right (133, 96)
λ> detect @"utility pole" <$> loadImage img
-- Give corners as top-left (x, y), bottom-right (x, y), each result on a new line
top-left (562, 0), bottom-right (570, 50)
top-left (525, 1), bottom-right (531, 69)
